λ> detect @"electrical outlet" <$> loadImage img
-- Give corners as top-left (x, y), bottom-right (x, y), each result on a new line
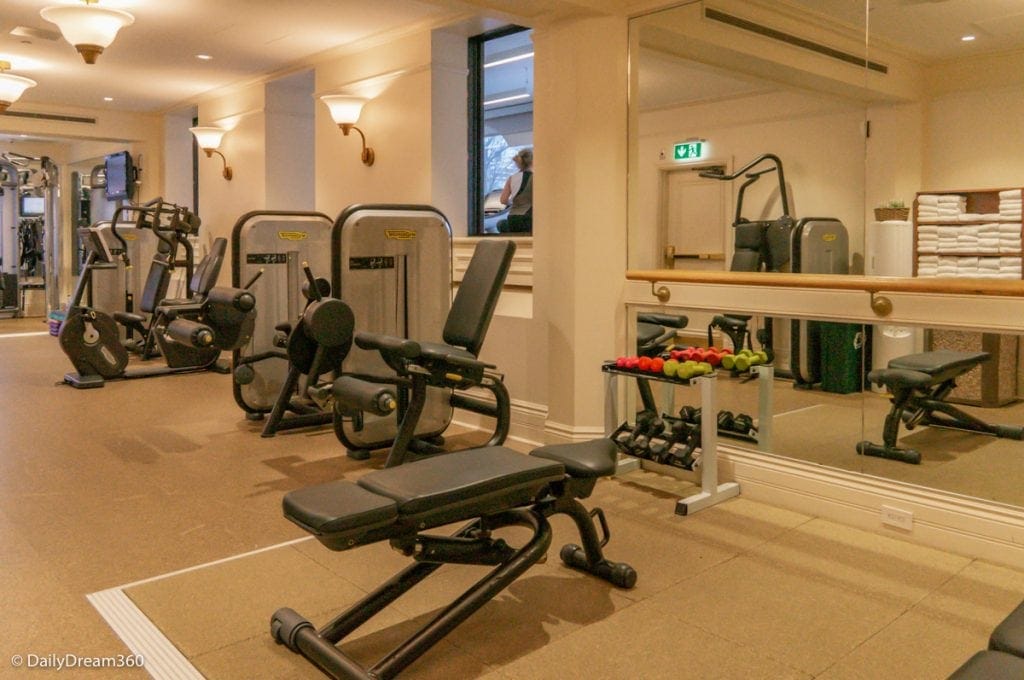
top-left (880, 505), bottom-right (913, 531)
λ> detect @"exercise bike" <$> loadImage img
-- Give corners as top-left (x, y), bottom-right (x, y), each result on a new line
top-left (58, 204), bottom-right (259, 388)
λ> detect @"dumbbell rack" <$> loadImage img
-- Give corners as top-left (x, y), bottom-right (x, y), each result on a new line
top-left (602, 363), bottom-right (740, 515)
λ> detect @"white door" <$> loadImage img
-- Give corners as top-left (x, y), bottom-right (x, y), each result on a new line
top-left (660, 166), bottom-right (728, 271)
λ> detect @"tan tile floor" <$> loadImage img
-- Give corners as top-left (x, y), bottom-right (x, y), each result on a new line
top-left (1, 319), bottom-right (1023, 678)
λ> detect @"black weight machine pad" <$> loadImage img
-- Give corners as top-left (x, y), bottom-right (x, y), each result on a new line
top-left (285, 447), bottom-right (563, 551)
top-left (949, 650), bottom-right (1024, 679)
top-left (990, 599), bottom-right (1024, 658)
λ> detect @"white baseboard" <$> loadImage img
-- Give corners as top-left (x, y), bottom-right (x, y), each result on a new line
top-left (451, 397), bottom-right (548, 450)
top-left (459, 399), bottom-right (1024, 568)
top-left (721, 445), bottom-right (1024, 569)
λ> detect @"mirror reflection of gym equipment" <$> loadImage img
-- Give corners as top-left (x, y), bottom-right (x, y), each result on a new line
top-left (0, 153), bottom-right (59, 319)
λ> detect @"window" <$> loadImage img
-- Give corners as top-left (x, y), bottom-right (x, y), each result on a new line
top-left (468, 26), bottom-right (534, 235)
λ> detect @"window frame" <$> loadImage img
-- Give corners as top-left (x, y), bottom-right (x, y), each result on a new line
top-left (467, 24), bottom-right (532, 236)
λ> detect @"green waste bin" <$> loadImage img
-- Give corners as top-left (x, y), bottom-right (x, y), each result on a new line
top-left (819, 322), bottom-right (866, 394)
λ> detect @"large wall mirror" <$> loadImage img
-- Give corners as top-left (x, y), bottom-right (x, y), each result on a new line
top-left (627, 1), bottom-right (1024, 510)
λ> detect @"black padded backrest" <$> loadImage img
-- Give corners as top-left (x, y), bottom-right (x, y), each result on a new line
top-left (443, 239), bottom-right (515, 357)
top-left (190, 237), bottom-right (227, 296)
top-left (140, 254), bottom-right (172, 313)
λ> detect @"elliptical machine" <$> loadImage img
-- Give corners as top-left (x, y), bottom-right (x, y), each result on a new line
top-left (58, 202), bottom-right (258, 388)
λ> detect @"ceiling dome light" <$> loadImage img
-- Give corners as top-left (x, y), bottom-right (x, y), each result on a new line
top-left (961, 34), bottom-right (976, 42)
top-left (0, 61), bottom-right (37, 112)
top-left (40, 0), bottom-right (135, 65)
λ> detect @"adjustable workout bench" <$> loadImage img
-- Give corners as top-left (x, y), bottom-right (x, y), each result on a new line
top-left (858, 350), bottom-right (1024, 464)
top-left (949, 598), bottom-right (1024, 678)
top-left (271, 439), bottom-right (636, 679)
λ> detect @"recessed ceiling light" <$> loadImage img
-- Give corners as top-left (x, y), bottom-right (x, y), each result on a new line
top-left (196, 54), bottom-right (213, 61)
top-left (103, 96), bottom-right (113, 101)
top-left (961, 34), bottom-right (976, 42)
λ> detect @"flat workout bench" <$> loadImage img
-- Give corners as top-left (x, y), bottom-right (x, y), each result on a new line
top-left (272, 439), bottom-right (635, 679)
top-left (858, 350), bottom-right (1024, 464)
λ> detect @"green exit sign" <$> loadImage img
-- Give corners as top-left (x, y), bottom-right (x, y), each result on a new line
top-left (673, 140), bottom-right (705, 161)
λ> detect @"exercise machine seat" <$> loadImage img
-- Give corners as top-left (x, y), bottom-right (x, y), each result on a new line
top-left (531, 438), bottom-right (618, 478)
top-left (948, 650), bottom-right (1024, 679)
top-left (286, 448), bottom-right (563, 552)
top-left (112, 252), bottom-right (172, 328)
top-left (637, 313), bottom-right (688, 357)
top-left (872, 352), bottom-right (991, 385)
top-left (156, 238), bottom-right (227, 309)
top-left (272, 439), bottom-right (636, 679)
top-left (443, 239), bottom-right (515, 357)
top-left (990, 599), bottom-right (1024, 657)
top-left (858, 349), bottom-right (1023, 465)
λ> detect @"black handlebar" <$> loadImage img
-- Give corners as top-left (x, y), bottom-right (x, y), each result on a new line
top-left (699, 153), bottom-right (790, 220)
top-left (354, 331), bottom-right (422, 359)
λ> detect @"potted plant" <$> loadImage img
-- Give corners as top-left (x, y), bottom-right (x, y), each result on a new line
top-left (874, 199), bottom-right (909, 221)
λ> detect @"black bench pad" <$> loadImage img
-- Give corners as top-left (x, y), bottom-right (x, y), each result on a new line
top-left (949, 650), bottom-right (1024, 679)
top-left (360, 447), bottom-right (563, 520)
top-left (889, 350), bottom-right (989, 377)
top-left (531, 439), bottom-right (617, 478)
top-left (867, 368), bottom-right (935, 390)
top-left (990, 599), bottom-right (1024, 657)
top-left (285, 483), bottom-right (397, 539)
top-left (285, 447), bottom-right (565, 551)
top-left (867, 350), bottom-right (991, 389)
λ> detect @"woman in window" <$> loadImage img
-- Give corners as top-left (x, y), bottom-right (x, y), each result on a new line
top-left (499, 148), bottom-right (532, 233)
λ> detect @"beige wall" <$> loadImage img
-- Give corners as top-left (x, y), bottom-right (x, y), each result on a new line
top-left (194, 83), bottom-right (267, 245)
top-left (314, 33), bottom-right (434, 218)
top-left (636, 90), bottom-right (867, 270)
top-left (924, 84), bottom-right (1024, 190)
top-left (533, 14), bottom-right (629, 436)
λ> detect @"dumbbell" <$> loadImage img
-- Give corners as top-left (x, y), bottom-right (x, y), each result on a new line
top-left (664, 438), bottom-right (698, 469)
top-left (717, 410), bottom-right (735, 431)
top-left (678, 405), bottom-right (701, 424)
top-left (647, 436), bottom-right (672, 462)
top-left (732, 413), bottom-right (755, 436)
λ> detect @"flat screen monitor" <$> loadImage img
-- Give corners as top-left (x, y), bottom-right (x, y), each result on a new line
top-left (104, 151), bottom-right (135, 201)
top-left (19, 195), bottom-right (45, 217)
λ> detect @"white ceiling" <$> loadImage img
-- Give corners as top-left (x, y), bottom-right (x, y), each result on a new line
top-left (638, 47), bottom-right (770, 112)
top-left (785, 0), bottom-right (1024, 62)
top-left (0, 0), bottom-right (460, 113)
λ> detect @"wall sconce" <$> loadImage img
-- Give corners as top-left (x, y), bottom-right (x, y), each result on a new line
top-left (320, 95), bottom-right (375, 166)
top-left (0, 61), bottom-right (37, 112)
top-left (189, 126), bottom-right (233, 180)
top-left (40, 0), bottom-right (135, 65)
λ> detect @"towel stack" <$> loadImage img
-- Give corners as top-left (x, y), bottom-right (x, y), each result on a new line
top-left (918, 194), bottom-right (966, 222)
top-left (917, 255), bottom-right (1022, 279)
top-left (1000, 189), bottom-right (1022, 220)
top-left (916, 224), bottom-right (1016, 253)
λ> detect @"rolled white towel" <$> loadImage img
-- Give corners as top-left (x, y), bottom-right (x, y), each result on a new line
top-left (1000, 189), bottom-right (1023, 199)
top-left (918, 195), bottom-right (941, 205)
